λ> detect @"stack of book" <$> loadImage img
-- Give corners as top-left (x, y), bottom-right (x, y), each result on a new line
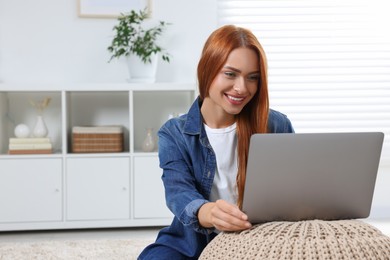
top-left (72, 126), bottom-right (124, 153)
top-left (8, 137), bottom-right (53, 155)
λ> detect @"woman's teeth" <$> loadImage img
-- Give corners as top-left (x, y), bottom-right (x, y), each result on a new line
top-left (227, 95), bottom-right (243, 101)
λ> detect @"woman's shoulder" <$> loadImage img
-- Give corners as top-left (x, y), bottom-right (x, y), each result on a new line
top-left (268, 109), bottom-right (289, 121)
top-left (268, 109), bottom-right (295, 133)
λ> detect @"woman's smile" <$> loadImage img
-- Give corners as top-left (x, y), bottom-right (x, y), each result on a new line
top-left (225, 93), bottom-right (246, 105)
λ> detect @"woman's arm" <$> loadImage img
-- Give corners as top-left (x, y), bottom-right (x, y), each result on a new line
top-left (158, 121), bottom-right (210, 234)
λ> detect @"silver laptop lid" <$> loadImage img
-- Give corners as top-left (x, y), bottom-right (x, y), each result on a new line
top-left (242, 132), bottom-right (384, 223)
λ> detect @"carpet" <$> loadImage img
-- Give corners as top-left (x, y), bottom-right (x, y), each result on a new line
top-left (0, 238), bottom-right (154, 260)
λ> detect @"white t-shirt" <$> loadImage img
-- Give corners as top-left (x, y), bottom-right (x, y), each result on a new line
top-left (204, 122), bottom-right (238, 205)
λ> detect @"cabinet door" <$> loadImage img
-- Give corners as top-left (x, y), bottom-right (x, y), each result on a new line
top-left (66, 157), bottom-right (130, 220)
top-left (133, 156), bottom-right (172, 218)
top-left (0, 158), bottom-right (62, 223)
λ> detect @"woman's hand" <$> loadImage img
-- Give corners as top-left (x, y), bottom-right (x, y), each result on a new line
top-left (198, 199), bottom-right (252, 232)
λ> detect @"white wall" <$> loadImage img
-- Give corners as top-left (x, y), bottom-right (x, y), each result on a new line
top-left (0, 0), bottom-right (217, 84)
top-left (372, 164), bottom-right (390, 217)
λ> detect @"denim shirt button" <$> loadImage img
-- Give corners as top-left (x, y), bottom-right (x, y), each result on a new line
top-left (207, 171), bottom-right (211, 178)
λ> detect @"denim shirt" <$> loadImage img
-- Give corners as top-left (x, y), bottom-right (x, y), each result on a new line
top-left (139, 97), bottom-right (294, 259)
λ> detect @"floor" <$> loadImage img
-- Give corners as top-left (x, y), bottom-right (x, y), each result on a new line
top-left (0, 227), bottom-right (161, 243)
top-left (1, 220), bottom-right (389, 244)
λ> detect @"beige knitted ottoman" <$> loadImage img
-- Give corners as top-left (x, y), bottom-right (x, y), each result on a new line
top-left (199, 220), bottom-right (390, 259)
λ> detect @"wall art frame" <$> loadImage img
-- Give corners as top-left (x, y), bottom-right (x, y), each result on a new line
top-left (77, 0), bottom-right (151, 18)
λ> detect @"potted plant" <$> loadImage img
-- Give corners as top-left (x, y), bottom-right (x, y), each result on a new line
top-left (107, 9), bottom-right (170, 82)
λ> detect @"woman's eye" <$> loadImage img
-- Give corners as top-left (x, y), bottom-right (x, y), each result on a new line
top-left (248, 74), bottom-right (260, 81)
top-left (224, 71), bottom-right (236, 78)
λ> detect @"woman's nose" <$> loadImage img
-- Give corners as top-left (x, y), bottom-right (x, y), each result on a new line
top-left (233, 77), bottom-right (248, 94)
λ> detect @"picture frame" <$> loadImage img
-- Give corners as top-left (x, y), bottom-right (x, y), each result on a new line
top-left (77, 0), bottom-right (151, 18)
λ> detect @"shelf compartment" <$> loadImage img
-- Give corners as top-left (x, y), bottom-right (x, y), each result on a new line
top-left (66, 91), bottom-right (130, 153)
top-left (0, 91), bottom-right (62, 155)
top-left (132, 90), bottom-right (194, 152)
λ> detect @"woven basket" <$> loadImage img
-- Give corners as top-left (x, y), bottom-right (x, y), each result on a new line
top-left (72, 126), bottom-right (124, 153)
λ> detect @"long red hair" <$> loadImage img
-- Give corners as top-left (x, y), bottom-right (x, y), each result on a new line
top-left (197, 25), bottom-right (269, 208)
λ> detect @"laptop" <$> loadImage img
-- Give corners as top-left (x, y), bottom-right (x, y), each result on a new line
top-left (242, 132), bottom-right (384, 223)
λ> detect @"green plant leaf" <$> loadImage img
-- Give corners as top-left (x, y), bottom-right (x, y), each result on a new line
top-left (107, 8), bottom-right (171, 64)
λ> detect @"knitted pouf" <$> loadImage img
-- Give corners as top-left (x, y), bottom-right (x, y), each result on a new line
top-left (199, 220), bottom-right (390, 260)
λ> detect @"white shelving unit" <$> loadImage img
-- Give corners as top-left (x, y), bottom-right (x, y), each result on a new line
top-left (0, 83), bottom-right (196, 231)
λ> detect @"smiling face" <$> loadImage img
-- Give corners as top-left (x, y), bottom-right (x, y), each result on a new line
top-left (201, 47), bottom-right (260, 128)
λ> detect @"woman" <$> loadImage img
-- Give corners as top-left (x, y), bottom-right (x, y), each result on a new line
top-left (138, 25), bottom-right (294, 259)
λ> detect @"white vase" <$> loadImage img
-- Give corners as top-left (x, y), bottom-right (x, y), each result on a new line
top-left (33, 115), bottom-right (48, 138)
top-left (126, 53), bottom-right (158, 83)
top-left (142, 128), bottom-right (155, 152)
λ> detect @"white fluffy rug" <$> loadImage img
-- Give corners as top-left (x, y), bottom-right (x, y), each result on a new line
top-left (0, 238), bottom-right (154, 260)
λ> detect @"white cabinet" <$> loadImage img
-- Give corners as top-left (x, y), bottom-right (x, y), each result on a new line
top-left (66, 157), bottom-right (130, 221)
top-left (133, 156), bottom-right (173, 219)
top-left (0, 158), bottom-right (62, 223)
top-left (0, 83), bottom-right (195, 231)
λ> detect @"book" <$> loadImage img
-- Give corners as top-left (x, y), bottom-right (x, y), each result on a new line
top-left (9, 138), bottom-right (51, 144)
top-left (8, 149), bottom-right (52, 155)
top-left (9, 143), bottom-right (52, 150)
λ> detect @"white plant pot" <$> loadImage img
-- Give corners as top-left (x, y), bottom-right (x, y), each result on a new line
top-left (126, 53), bottom-right (158, 83)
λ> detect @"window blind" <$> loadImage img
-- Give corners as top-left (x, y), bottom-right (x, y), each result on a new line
top-left (218, 0), bottom-right (390, 162)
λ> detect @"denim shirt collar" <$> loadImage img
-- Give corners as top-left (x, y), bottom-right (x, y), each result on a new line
top-left (183, 96), bottom-right (212, 149)
top-left (183, 96), bottom-right (204, 135)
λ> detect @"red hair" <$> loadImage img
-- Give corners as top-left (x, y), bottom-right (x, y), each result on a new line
top-left (197, 25), bottom-right (269, 208)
